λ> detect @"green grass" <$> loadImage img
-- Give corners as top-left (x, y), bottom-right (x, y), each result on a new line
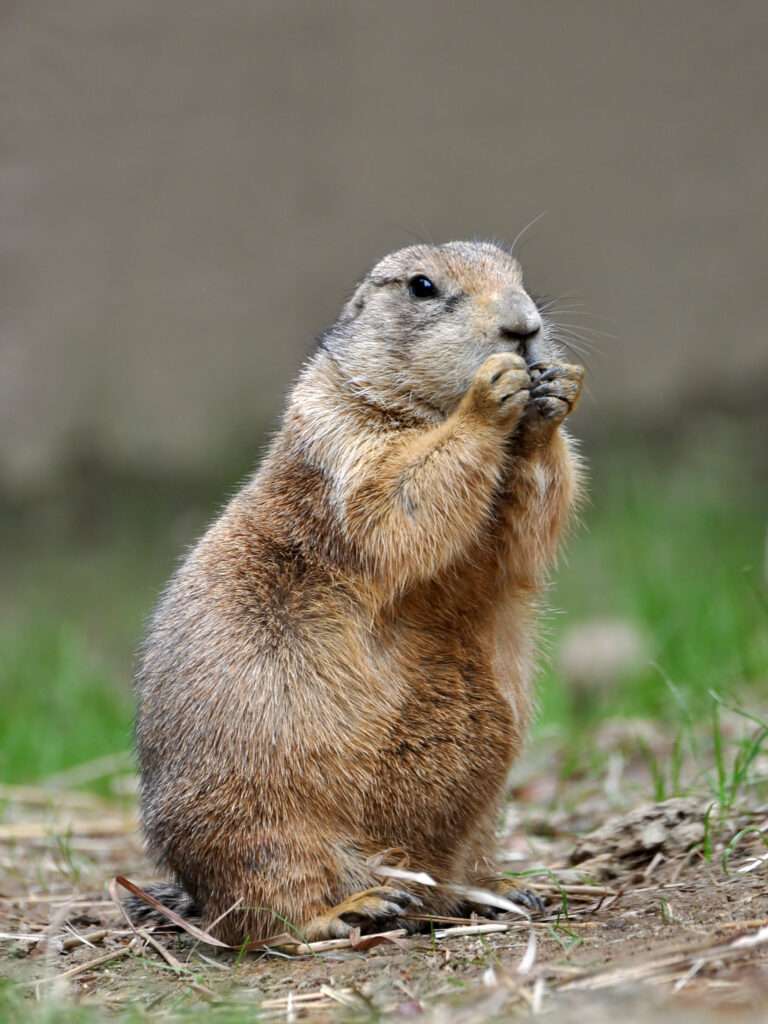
top-left (0, 623), bottom-right (132, 784)
top-left (0, 980), bottom-right (265, 1024)
top-left (1, 432), bottom-right (766, 785)
top-left (538, 433), bottom-right (767, 725)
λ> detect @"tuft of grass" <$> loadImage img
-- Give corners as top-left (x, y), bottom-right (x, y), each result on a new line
top-left (708, 697), bottom-right (768, 814)
top-left (547, 922), bottom-right (582, 955)
top-left (700, 802), bottom-right (716, 862)
top-left (720, 826), bottom-right (768, 876)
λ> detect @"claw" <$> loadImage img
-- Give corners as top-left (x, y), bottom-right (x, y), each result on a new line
top-left (531, 366), bottom-right (560, 384)
top-left (510, 888), bottom-right (547, 914)
top-left (388, 889), bottom-right (422, 910)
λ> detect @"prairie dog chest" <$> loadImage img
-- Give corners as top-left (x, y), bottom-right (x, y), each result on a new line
top-left (364, 615), bottom-right (518, 843)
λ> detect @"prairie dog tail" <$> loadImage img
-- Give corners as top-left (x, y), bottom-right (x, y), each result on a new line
top-left (123, 881), bottom-right (199, 927)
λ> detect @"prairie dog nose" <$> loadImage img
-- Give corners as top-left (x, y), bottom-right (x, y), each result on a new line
top-left (498, 292), bottom-right (541, 343)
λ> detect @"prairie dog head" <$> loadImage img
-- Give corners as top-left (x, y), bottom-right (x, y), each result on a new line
top-left (322, 240), bottom-right (557, 419)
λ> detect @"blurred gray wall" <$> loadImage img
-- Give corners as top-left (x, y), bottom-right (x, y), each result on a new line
top-left (2, 1), bottom-right (767, 488)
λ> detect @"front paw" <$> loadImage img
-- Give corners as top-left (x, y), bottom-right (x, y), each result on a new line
top-left (520, 362), bottom-right (584, 441)
top-left (459, 353), bottom-right (531, 430)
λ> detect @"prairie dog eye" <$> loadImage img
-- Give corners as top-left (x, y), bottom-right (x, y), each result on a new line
top-left (408, 274), bottom-right (439, 299)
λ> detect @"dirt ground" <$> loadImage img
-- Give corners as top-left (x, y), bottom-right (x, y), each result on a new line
top-left (2, 722), bottom-right (768, 1021)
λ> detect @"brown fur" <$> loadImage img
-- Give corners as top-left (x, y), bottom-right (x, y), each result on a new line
top-left (135, 241), bottom-right (585, 944)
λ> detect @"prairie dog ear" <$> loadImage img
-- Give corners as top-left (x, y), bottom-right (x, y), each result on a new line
top-left (338, 279), bottom-right (371, 323)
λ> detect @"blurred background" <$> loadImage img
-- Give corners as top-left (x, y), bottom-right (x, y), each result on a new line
top-left (2, 1), bottom-right (766, 784)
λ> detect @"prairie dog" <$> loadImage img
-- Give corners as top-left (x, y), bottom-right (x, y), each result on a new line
top-left (134, 240), bottom-right (584, 943)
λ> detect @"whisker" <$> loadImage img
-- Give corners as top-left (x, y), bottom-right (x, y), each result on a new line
top-left (552, 331), bottom-right (609, 355)
top-left (545, 319), bottom-right (597, 343)
top-left (548, 320), bottom-right (616, 340)
top-left (546, 321), bottom-right (608, 350)
top-left (536, 289), bottom-right (584, 307)
top-left (534, 295), bottom-right (616, 327)
top-left (533, 297), bottom-right (568, 314)
top-left (537, 306), bottom-right (587, 316)
top-left (539, 308), bottom-right (613, 322)
top-left (558, 334), bottom-right (604, 358)
top-left (536, 298), bottom-right (583, 309)
top-left (537, 291), bottom-right (613, 366)
top-left (561, 340), bottom-right (594, 363)
top-left (546, 328), bottom-right (601, 363)
top-left (510, 211), bottom-right (548, 255)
